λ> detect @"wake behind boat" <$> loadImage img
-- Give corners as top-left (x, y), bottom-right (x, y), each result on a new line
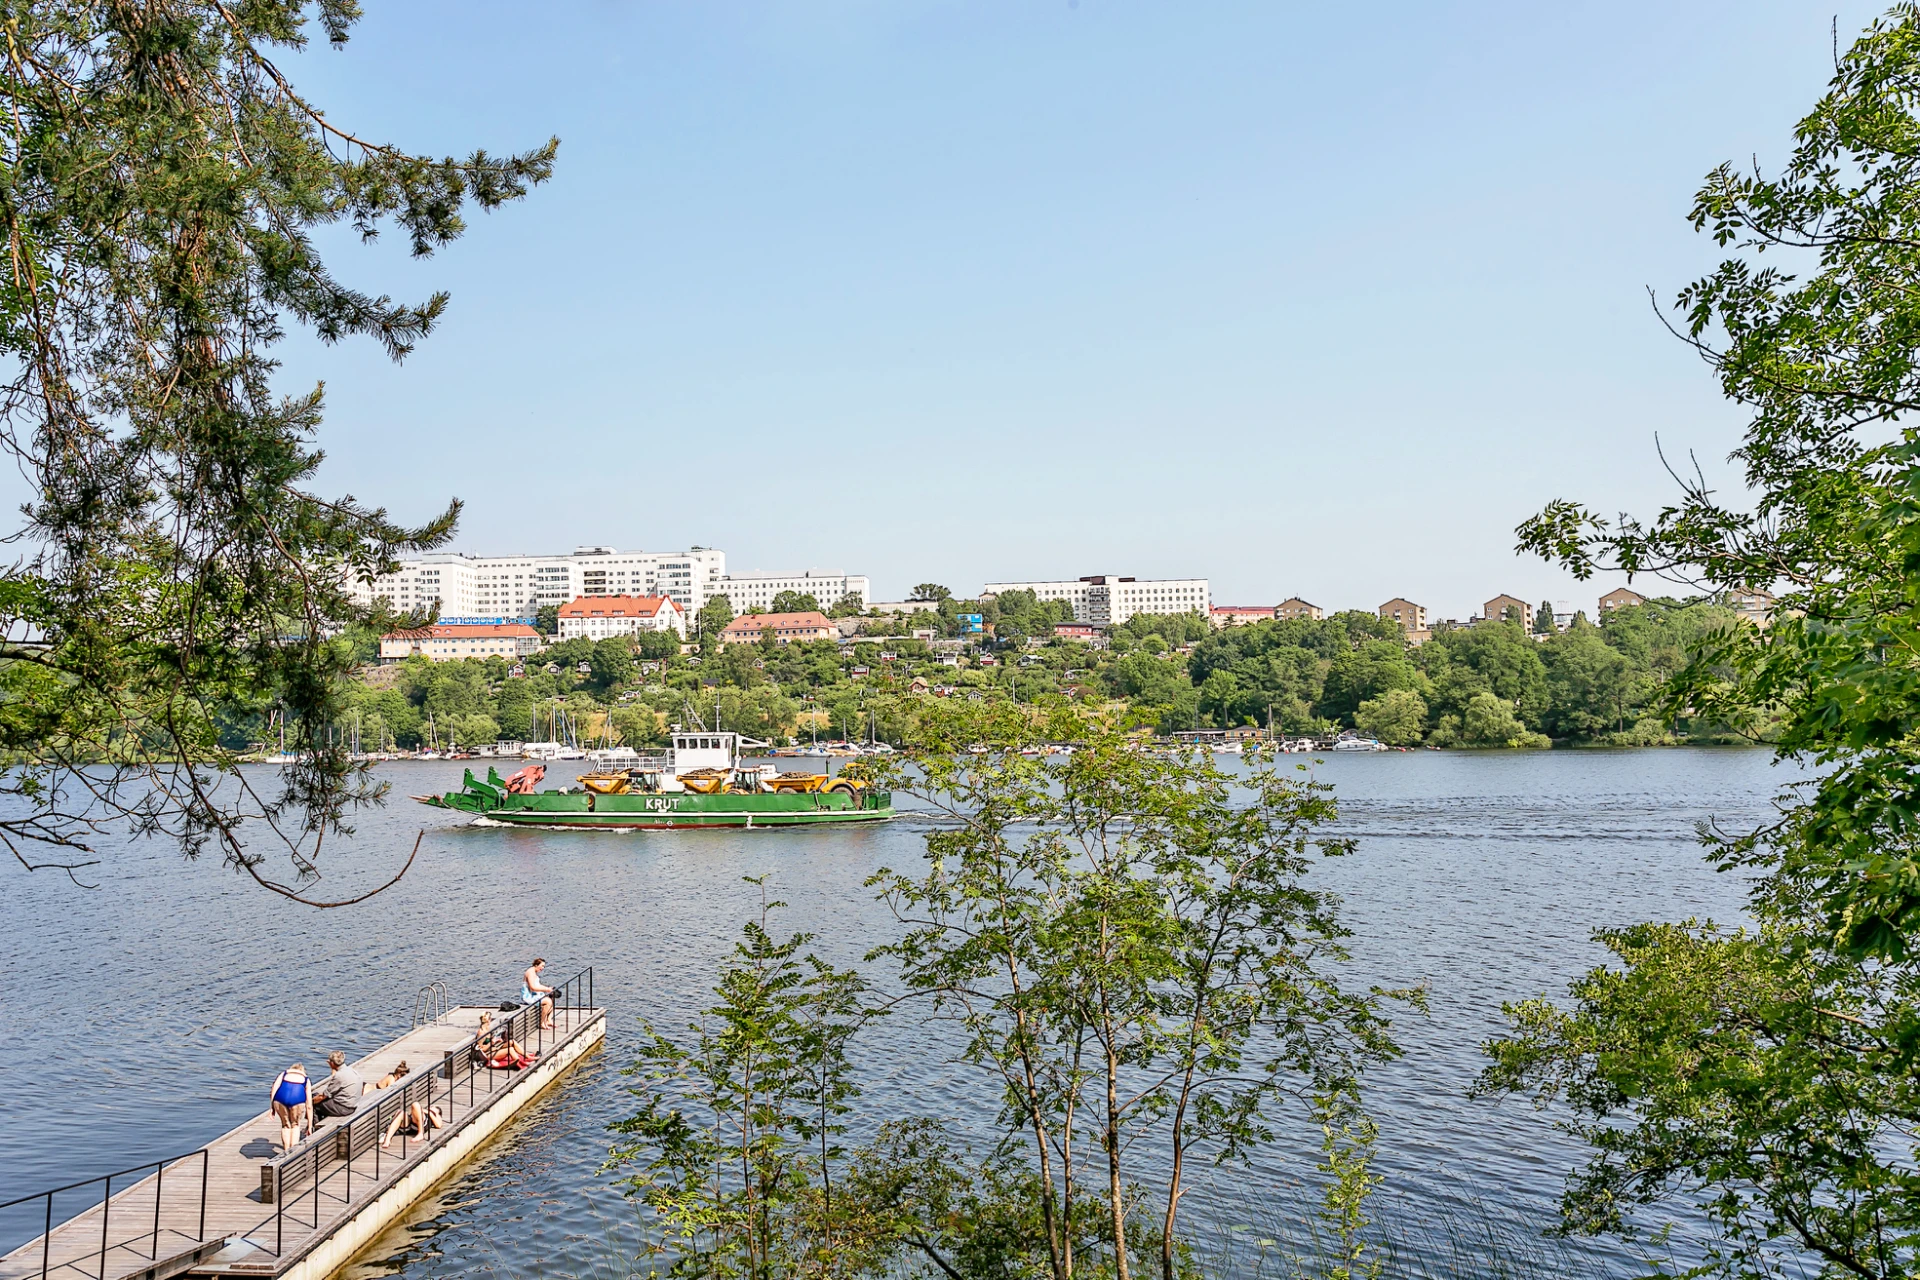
top-left (415, 731), bottom-right (892, 829)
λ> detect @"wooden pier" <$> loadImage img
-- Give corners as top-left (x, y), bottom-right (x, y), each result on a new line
top-left (0, 975), bottom-right (603, 1280)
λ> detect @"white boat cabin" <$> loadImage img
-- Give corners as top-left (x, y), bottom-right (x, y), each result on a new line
top-left (670, 732), bottom-right (770, 776)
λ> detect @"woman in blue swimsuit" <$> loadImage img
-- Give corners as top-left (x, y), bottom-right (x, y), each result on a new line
top-left (521, 958), bottom-right (555, 1031)
top-left (270, 1063), bottom-right (310, 1152)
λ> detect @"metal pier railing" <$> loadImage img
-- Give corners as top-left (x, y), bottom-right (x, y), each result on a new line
top-left (0, 1148), bottom-right (213, 1280)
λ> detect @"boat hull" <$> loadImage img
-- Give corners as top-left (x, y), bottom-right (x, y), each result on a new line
top-left (419, 769), bottom-right (892, 829)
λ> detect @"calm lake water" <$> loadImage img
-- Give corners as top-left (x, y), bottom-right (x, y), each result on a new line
top-left (0, 749), bottom-right (1793, 1277)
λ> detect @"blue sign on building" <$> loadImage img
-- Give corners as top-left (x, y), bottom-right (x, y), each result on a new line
top-left (958, 613), bottom-right (984, 634)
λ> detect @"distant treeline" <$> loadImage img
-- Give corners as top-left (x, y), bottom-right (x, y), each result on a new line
top-left (1163, 597), bottom-right (1753, 746)
top-left (313, 595), bottom-right (1753, 752)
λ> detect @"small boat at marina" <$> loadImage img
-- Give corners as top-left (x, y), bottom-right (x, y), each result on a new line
top-left (586, 745), bottom-right (648, 770)
top-left (417, 731), bottom-right (892, 829)
top-left (1330, 734), bottom-right (1386, 752)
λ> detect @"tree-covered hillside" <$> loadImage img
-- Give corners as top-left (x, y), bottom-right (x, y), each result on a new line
top-left (333, 596), bottom-right (1757, 751)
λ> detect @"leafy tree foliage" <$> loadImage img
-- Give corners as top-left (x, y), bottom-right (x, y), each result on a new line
top-left (1517, 3), bottom-right (1920, 949)
top-left (867, 702), bottom-right (1416, 1280)
top-left (909, 583), bottom-right (951, 602)
top-left (1489, 10), bottom-right (1920, 1276)
top-left (1538, 622), bottom-right (1632, 739)
top-left (1479, 917), bottom-right (1920, 1280)
top-left (1112, 609), bottom-right (1214, 649)
top-left (0, 1), bottom-right (553, 897)
top-left (1457, 692), bottom-right (1546, 749)
top-left (982, 588), bottom-right (1076, 643)
top-left (609, 706), bottom-right (665, 747)
top-left (1319, 641), bottom-right (1423, 726)
top-left (1110, 651), bottom-right (1186, 706)
top-left (1415, 622), bottom-right (1548, 731)
top-left (770, 590), bottom-right (822, 614)
top-left (1354, 689), bottom-right (1427, 746)
top-left (696, 594), bottom-right (735, 643)
top-left (609, 883), bottom-right (873, 1277)
top-left (634, 628), bottom-right (680, 661)
top-left (587, 638), bottom-right (634, 691)
top-left (346, 596), bottom-right (1747, 753)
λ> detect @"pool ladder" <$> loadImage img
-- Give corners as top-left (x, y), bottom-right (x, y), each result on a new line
top-left (412, 981), bottom-right (453, 1027)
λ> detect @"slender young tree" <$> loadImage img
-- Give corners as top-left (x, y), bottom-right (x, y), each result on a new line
top-left (869, 701), bottom-right (1414, 1280)
top-left (0, 1), bottom-right (554, 898)
top-left (607, 881), bottom-right (872, 1279)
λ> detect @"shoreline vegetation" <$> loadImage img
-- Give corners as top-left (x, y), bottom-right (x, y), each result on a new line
top-left (308, 594), bottom-right (1765, 760)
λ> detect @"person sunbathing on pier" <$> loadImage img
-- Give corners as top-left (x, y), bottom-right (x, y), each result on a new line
top-left (269, 1063), bottom-right (311, 1152)
top-left (474, 1012), bottom-right (534, 1069)
top-left (521, 958), bottom-right (556, 1030)
top-left (378, 1100), bottom-right (447, 1149)
top-left (371, 1061), bottom-right (411, 1090)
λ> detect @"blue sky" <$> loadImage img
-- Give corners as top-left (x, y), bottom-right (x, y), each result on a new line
top-left (269, 1), bottom-right (1885, 617)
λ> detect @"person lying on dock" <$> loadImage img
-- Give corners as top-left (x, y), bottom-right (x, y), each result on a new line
top-left (473, 1012), bottom-right (534, 1069)
top-left (521, 958), bottom-right (556, 1030)
top-left (371, 1061), bottom-right (411, 1090)
top-left (269, 1062), bottom-right (311, 1152)
top-left (312, 1051), bottom-right (366, 1123)
top-left (378, 1100), bottom-right (447, 1149)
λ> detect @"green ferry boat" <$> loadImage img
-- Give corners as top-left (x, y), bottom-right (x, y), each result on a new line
top-left (416, 731), bottom-right (893, 829)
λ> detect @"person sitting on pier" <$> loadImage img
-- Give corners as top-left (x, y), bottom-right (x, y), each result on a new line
top-left (378, 1099), bottom-right (447, 1149)
top-left (371, 1061), bottom-right (410, 1090)
top-left (474, 1012), bottom-right (534, 1069)
top-left (521, 958), bottom-right (556, 1030)
top-left (269, 1062), bottom-right (311, 1152)
top-left (311, 1050), bottom-right (366, 1123)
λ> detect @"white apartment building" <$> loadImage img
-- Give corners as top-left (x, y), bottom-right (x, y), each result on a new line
top-left (556, 594), bottom-right (687, 641)
top-left (980, 575), bottom-right (1211, 627)
top-left (354, 547), bottom-right (872, 620)
top-left (712, 570), bottom-right (870, 614)
top-left (353, 546), bottom-right (727, 618)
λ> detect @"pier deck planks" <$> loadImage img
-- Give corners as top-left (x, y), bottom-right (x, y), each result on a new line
top-left (0, 1005), bottom-right (602, 1280)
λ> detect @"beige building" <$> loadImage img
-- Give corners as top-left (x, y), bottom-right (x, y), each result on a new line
top-left (1276, 597), bottom-right (1324, 621)
top-left (380, 623), bottom-right (544, 663)
top-left (1483, 594), bottom-right (1533, 630)
top-left (720, 610), bottom-right (837, 645)
top-left (1728, 587), bottom-right (1776, 628)
top-left (1210, 605), bottom-right (1275, 628)
top-left (1378, 598), bottom-right (1427, 633)
top-left (1598, 587), bottom-right (1646, 614)
top-left (557, 594), bottom-right (686, 641)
